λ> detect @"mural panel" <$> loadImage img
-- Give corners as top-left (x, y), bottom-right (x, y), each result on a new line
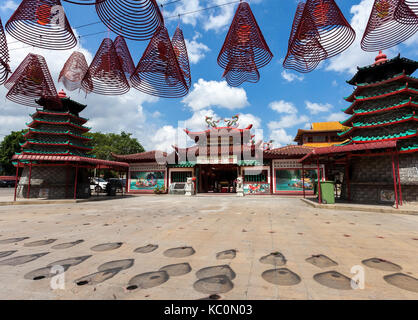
top-left (130, 171), bottom-right (165, 191)
top-left (275, 169), bottom-right (317, 192)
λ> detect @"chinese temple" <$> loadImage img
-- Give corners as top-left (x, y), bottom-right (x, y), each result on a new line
top-left (294, 122), bottom-right (349, 147)
top-left (301, 52), bottom-right (418, 206)
top-left (12, 90), bottom-right (128, 200)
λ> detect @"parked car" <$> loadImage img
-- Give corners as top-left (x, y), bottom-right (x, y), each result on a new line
top-left (107, 178), bottom-right (125, 193)
top-left (0, 178), bottom-right (15, 188)
top-left (89, 177), bottom-right (108, 193)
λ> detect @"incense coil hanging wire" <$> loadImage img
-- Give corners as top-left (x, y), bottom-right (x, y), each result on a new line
top-left (5, 0), bottom-right (77, 50)
top-left (361, 0), bottom-right (418, 52)
top-left (62, 0), bottom-right (105, 5)
top-left (394, 0), bottom-right (418, 25)
top-left (0, 18), bottom-right (11, 85)
top-left (81, 38), bottom-right (130, 95)
top-left (302, 0), bottom-right (355, 59)
top-left (283, 2), bottom-right (326, 73)
top-left (222, 53), bottom-right (260, 87)
top-left (5, 53), bottom-right (58, 107)
top-left (171, 27), bottom-right (192, 89)
top-left (114, 36), bottom-right (136, 79)
top-left (58, 51), bottom-right (90, 91)
top-left (95, 0), bottom-right (164, 41)
top-left (130, 26), bottom-right (188, 98)
top-left (217, 1), bottom-right (273, 71)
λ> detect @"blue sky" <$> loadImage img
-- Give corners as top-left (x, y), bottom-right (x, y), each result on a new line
top-left (0, 0), bottom-right (417, 151)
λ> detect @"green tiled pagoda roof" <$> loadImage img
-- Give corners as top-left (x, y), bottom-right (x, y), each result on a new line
top-left (168, 161), bottom-right (196, 168)
top-left (25, 128), bottom-right (92, 140)
top-left (400, 145), bottom-right (418, 152)
top-left (351, 129), bottom-right (417, 143)
top-left (238, 160), bottom-right (263, 166)
top-left (23, 139), bottom-right (93, 150)
top-left (27, 118), bottom-right (91, 131)
top-left (32, 109), bottom-right (89, 122)
top-left (355, 72), bottom-right (406, 87)
top-left (352, 114), bottom-right (417, 127)
top-left (21, 149), bottom-right (96, 158)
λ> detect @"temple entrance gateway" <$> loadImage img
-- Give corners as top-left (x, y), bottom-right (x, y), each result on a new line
top-left (198, 165), bottom-right (238, 193)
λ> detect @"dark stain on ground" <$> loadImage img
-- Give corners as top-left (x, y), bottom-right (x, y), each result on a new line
top-left (196, 265), bottom-right (236, 280)
top-left (198, 294), bottom-right (222, 300)
top-left (52, 240), bottom-right (84, 250)
top-left (193, 276), bottom-right (234, 294)
top-left (0, 237), bottom-right (29, 244)
top-left (98, 259), bottom-right (134, 272)
top-left (75, 269), bottom-right (122, 286)
top-left (216, 250), bottom-right (237, 260)
top-left (47, 255), bottom-right (92, 268)
top-left (0, 253), bottom-right (49, 266)
top-left (362, 258), bottom-right (402, 272)
top-left (24, 239), bottom-right (57, 247)
top-left (313, 271), bottom-right (353, 290)
top-left (306, 254), bottom-right (338, 269)
top-left (384, 273), bottom-right (418, 293)
top-left (24, 265), bottom-right (71, 280)
top-left (91, 242), bottom-right (123, 252)
top-left (134, 244), bottom-right (159, 254)
top-left (0, 251), bottom-right (17, 259)
top-left (159, 263), bottom-right (192, 277)
top-left (126, 271), bottom-right (169, 291)
top-left (262, 268), bottom-right (302, 286)
top-left (259, 252), bottom-right (287, 266)
top-left (163, 246), bottom-right (195, 258)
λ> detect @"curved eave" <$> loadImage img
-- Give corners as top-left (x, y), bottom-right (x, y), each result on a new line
top-left (22, 141), bottom-right (93, 151)
top-left (31, 110), bottom-right (88, 124)
top-left (24, 130), bottom-right (92, 141)
top-left (184, 124), bottom-right (254, 137)
top-left (27, 119), bottom-right (91, 132)
top-left (352, 131), bottom-right (418, 144)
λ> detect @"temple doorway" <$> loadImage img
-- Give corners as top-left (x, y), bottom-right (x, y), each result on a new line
top-left (198, 165), bottom-right (238, 193)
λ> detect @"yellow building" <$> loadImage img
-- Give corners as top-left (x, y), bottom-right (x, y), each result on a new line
top-left (294, 122), bottom-right (350, 148)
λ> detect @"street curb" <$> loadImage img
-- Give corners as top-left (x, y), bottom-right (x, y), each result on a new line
top-left (301, 198), bottom-right (418, 215)
top-left (0, 196), bottom-right (132, 206)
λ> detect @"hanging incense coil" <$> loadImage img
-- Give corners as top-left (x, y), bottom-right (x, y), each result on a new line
top-left (5, 53), bottom-right (58, 107)
top-left (82, 38), bottom-right (130, 95)
top-left (394, 0), bottom-right (418, 25)
top-left (0, 18), bottom-right (11, 85)
top-left (114, 36), bottom-right (135, 79)
top-left (171, 27), bottom-right (192, 89)
top-left (362, 0), bottom-right (418, 52)
top-left (222, 49), bottom-right (260, 87)
top-left (5, 0), bottom-right (77, 50)
top-left (130, 26), bottom-right (188, 98)
top-left (62, 0), bottom-right (104, 4)
top-left (95, 0), bottom-right (164, 41)
top-left (58, 51), bottom-right (91, 92)
top-left (283, 2), bottom-right (326, 73)
top-left (218, 1), bottom-right (273, 71)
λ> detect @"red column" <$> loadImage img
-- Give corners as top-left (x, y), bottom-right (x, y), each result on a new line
top-left (317, 157), bottom-right (322, 204)
top-left (391, 153), bottom-right (399, 209)
top-left (396, 152), bottom-right (403, 206)
top-left (13, 162), bottom-right (19, 202)
top-left (26, 161), bottom-right (33, 199)
top-left (73, 165), bottom-right (79, 200)
top-left (302, 164), bottom-right (306, 199)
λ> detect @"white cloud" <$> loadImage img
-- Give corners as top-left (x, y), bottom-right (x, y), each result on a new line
top-left (328, 112), bottom-right (347, 122)
top-left (185, 33), bottom-right (210, 64)
top-left (0, 0), bottom-right (18, 11)
top-left (269, 100), bottom-right (297, 114)
top-left (268, 114), bottom-right (310, 130)
top-left (305, 101), bottom-right (333, 114)
top-left (270, 128), bottom-right (294, 148)
top-left (281, 70), bottom-right (304, 82)
top-left (182, 78), bottom-right (249, 111)
top-left (165, 0), bottom-right (203, 27)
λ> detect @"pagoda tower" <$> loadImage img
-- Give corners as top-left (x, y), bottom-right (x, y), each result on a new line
top-left (14, 90), bottom-right (94, 199)
top-left (339, 52), bottom-right (418, 203)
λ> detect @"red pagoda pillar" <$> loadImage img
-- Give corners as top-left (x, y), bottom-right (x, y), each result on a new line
top-left (26, 161), bottom-right (32, 199)
top-left (317, 157), bottom-right (322, 204)
top-left (74, 165), bottom-right (79, 200)
top-left (13, 161), bottom-right (19, 202)
top-left (391, 153), bottom-right (399, 209)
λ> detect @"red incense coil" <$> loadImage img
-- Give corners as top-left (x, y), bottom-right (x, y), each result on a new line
top-left (130, 26), bottom-right (188, 98)
top-left (223, 63), bottom-right (260, 87)
top-left (5, 0), bottom-right (77, 50)
top-left (394, 0), bottom-right (418, 25)
top-left (5, 53), bottom-right (58, 107)
top-left (95, 0), bottom-right (164, 41)
top-left (58, 51), bottom-right (90, 92)
top-left (114, 36), bottom-right (136, 78)
top-left (362, 0), bottom-right (418, 52)
top-left (0, 18), bottom-right (11, 85)
top-left (171, 27), bottom-right (192, 89)
top-left (82, 38), bottom-right (130, 95)
top-left (62, 0), bottom-right (104, 4)
top-left (217, 1), bottom-right (273, 71)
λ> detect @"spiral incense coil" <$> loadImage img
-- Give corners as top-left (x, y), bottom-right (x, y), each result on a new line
top-left (58, 51), bottom-right (90, 91)
top-left (217, 1), bottom-right (273, 71)
top-left (301, 0), bottom-right (355, 59)
top-left (62, 0), bottom-right (104, 5)
top-left (394, 0), bottom-right (418, 25)
top-left (5, 0), bottom-right (77, 50)
top-left (114, 36), bottom-right (135, 78)
top-left (223, 58), bottom-right (260, 87)
top-left (82, 38), bottom-right (130, 95)
top-left (362, 0), bottom-right (418, 52)
top-left (5, 53), bottom-right (58, 107)
top-left (130, 26), bottom-right (188, 98)
top-left (0, 18), bottom-right (11, 85)
top-left (95, 0), bottom-right (164, 41)
top-left (283, 2), bottom-right (326, 72)
top-left (171, 27), bottom-right (191, 89)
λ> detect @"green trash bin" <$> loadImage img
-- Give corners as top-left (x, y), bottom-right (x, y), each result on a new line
top-left (320, 181), bottom-right (335, 204)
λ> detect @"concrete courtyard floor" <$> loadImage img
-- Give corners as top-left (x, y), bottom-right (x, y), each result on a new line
top-left (0, 190), bottom-right (417, 300)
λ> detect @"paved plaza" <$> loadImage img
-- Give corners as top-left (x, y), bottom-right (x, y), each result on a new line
top-left (0, 190), bottom-right (417, 300)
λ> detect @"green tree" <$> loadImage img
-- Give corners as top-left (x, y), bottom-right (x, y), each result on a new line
top-left (0, 130), bottom-right (27, 175)
top-left (87, 131), bottom-right (145, 160)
